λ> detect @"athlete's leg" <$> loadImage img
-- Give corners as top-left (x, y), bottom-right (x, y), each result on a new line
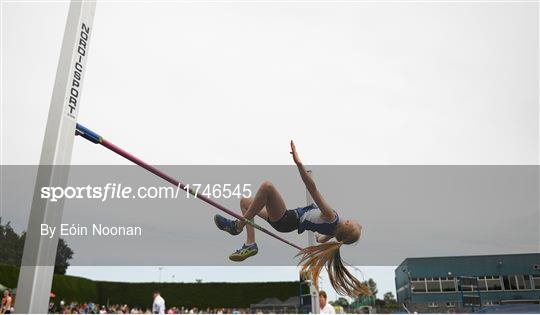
top-left (237, 181), bottom-right (287, 230)
top-left (214, 181), bottom-right (286, 262)
top-left (240, 197), bottom-right (269, 244)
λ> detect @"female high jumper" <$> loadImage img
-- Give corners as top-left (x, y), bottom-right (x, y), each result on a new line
top-left (214, 141), bottom-right (369, 297)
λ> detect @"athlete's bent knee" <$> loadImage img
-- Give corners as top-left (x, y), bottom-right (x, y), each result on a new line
top-left (260, 180), bottom-right (274, 192)
top-left (240, 197), bottom-right (252, 210)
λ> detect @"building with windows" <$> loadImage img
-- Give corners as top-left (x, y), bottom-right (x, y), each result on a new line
top-left (395, 253), bottom-right (540, 313)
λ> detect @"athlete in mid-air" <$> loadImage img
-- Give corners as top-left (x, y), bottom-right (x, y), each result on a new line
top-left (214, 141), bottom-right (369, 297)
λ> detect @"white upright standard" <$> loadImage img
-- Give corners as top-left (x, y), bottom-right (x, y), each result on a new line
top-left (15, 1), bottom-right (96, 313)
top-left (306, 170), bottom-right (321, 313)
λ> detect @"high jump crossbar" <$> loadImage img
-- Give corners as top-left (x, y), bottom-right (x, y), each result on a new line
top-left (75, 123), bottom-right (304, 251)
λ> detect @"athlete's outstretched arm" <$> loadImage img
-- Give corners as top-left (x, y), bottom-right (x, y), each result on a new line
top-left (290, 141), bottom-right (336, 221)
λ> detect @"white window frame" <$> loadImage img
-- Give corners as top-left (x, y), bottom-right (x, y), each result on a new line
top-left (441, 277), bottom-right (457, 292)
top-left (532, 275), bottom-right (540, 290)
top-left (427, 302), bottom-right (438, 308)
top-left (426, 277), bottom-right (442, 293)
top-left (477, 276), bottom-right (488, 291)
top-left (485, 276), bottom-right (503, 291)
top-left (503, 275), bottom-right (534, 291)
top-left (411, 278), bottom-right (427, 293)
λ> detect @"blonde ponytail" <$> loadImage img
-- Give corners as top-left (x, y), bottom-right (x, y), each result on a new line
top-left (297, 242), bottom-right (371, 297)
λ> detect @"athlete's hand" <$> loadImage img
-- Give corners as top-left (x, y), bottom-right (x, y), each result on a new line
top-left (290, 140), bottom-right (302, 165)
top-left (315, 232), bottom-right (322, 243)
top-left (315, 233), bottom-right (331, 243)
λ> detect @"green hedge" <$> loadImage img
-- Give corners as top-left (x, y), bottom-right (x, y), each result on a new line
top-left (52, 274), bottom-right (99, 304)
top-left (97, 281), bottom-right (299, 309)
top-left (0, 265), bottom-right (99, 304)
top-left (0, 264), bottom-right (18, 288)
top-left (0, 265), bottom-right (298, 309)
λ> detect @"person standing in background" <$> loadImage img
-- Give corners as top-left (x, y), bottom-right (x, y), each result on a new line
top-left (319, 291), bottom-right (335, 314)
top-left (152, 290), bottom-right (166, 314)
top-left (1, 289), bottom-right (12, 314)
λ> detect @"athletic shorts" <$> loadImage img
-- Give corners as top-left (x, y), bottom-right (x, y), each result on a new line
top-left (267, 209), bottom-right (299, 233)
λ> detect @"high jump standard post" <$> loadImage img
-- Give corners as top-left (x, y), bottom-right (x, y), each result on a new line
top-left (15, 1), bottom-right (96, 313)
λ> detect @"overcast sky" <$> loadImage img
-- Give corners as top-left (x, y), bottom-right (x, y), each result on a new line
top-left (1, 0), bottom-right (538, 302)
top-left (2, 1), bottom-right (538, 165)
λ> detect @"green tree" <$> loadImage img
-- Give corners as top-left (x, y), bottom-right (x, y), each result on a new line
top-left (383, 291), bottom-right (396, 304)
top-left (364, 278), bottom-right (378, 297)
top-left (374, 291), bottom-right (399, 313)
top-left (332, 297), bottom-right (349, 308)
top-left (351, 278), bottom-right (378, 308)
top-left (54, 238), bottom-right (74, 275)
top-left (0, 218), bottom-right (73, 275)
top-left (0, 219), bottom-right (24, 266)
